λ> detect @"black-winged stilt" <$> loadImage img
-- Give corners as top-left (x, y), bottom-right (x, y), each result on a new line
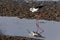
top-left (28, 5), bottom-right (45, 38)
top-left (30, 6), bottom-right (44, 12)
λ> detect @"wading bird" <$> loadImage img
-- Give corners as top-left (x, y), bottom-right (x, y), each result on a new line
top-left (28, 5), bottom-right (45, 38)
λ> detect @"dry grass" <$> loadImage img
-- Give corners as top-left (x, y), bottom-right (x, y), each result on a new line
top-left (0, 1), bottom-right (60, 21)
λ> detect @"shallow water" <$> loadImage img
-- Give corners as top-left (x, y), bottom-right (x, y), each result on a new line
top-left (0, 17), bottom-right (60, 40)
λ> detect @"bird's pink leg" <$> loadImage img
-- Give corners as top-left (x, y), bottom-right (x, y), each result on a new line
top-left (36, 13), bottom-right (44, 33)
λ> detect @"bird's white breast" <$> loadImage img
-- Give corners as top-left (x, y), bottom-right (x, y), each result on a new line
top-left (30, 8), bottom-right (38, 12)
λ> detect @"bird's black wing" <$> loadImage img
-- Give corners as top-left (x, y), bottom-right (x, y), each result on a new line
top-left (35, 6), bottom-right (44, 9)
